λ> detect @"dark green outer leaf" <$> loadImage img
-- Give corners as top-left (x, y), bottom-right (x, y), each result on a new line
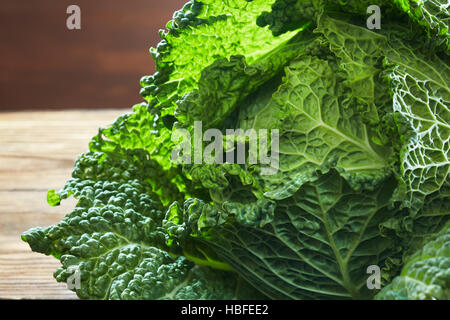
top-left (195, 172), bottom-right (402, 299)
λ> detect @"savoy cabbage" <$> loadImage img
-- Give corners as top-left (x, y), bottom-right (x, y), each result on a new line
top-left (22, 0), bottom-right (449, 300)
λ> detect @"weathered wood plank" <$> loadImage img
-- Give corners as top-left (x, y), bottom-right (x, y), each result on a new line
top-left (0, 109), bottom-right (125, 299)
top-left (0, 235), bottom-right (77, 299)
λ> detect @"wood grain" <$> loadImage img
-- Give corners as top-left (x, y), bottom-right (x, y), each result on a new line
top-left (0, 109), bottom-right (125, 299)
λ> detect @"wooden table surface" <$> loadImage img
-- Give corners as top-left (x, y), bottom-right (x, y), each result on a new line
top-left (0, 109), bottom-right (125, 299)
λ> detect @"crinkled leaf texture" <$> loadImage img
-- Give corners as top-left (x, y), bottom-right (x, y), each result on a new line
top-left (260, 0), bottom-right (449, 50)
top-left (185, 171), bottom-right (401, 299)
top-left (22, 123), bottom-right (263, 299)
top-left (22, 0), bottom-right (450, 301)
top-left (140, 0), bottom-right (298, 117)
top-left (384, 33), bottom-right (450, 215)
top-left (393, 0), bottom-right (450, 50)
top-left (22, 177), bottom-right (262, 300)
top-left (171, 11), bottom-right (449, 300)
top-left (376, 222), bottom-right (450, 300)
top-left (243, 54), bottom-right (392, 200)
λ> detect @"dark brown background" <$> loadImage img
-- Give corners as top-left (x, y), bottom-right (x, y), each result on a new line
top-left (0, 0), bottom-right (185, 111)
